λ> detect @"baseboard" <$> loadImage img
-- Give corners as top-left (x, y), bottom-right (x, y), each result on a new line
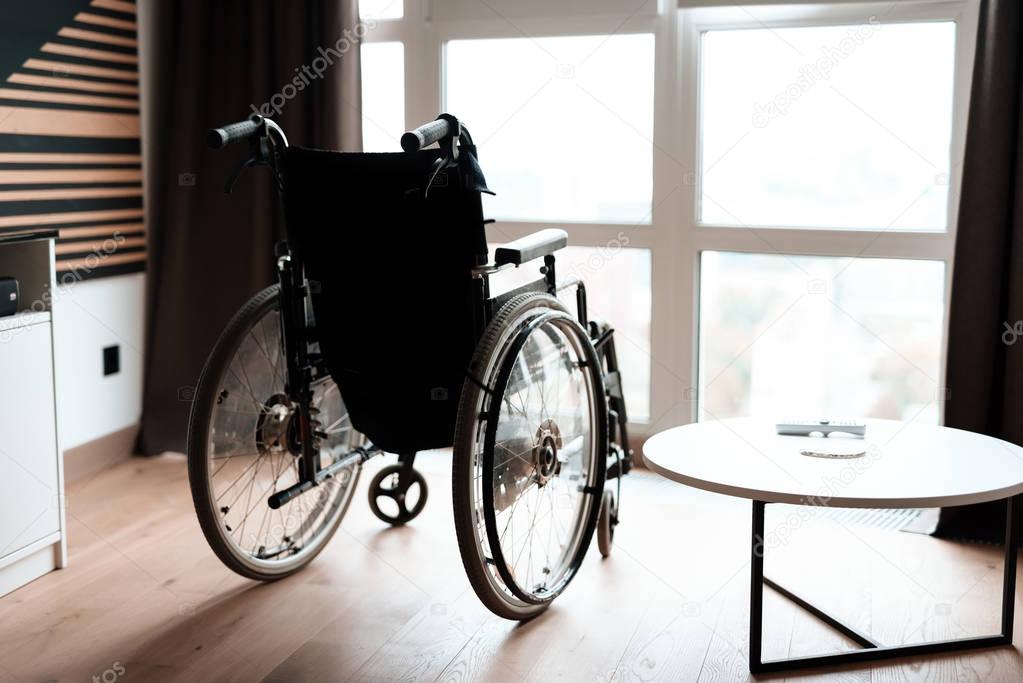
top-left (629, 432), bottom-right (648, 468)
top-left (0, 541), bottom-right (58, 598)
top-left (59, 423), bottom-right (644, 481)
top-left (63, 424), bottom-right (139, 483)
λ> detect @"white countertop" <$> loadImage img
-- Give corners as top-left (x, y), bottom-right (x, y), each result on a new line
top-left (0, 310), bottom-right (50, 333)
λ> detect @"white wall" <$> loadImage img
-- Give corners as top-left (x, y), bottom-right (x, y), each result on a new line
top-left (52, 273), bottom-right (145, 450)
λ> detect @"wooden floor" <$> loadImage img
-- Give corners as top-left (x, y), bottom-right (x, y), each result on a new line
top-left (2, 451), bottom-right (1023, 682)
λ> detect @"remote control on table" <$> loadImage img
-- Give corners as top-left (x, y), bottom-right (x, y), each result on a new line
top-left (775, 419), bottom-right (866, 437)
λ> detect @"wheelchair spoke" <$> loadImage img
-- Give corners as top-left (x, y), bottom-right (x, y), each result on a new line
top-left (225, 364), bottom-right (272, 416)
top-left (253, 494), bottom-right (272, 550)
top-left (493, 439), bottom-right (536, 471)
top-left (215, 453), bottom-right (268, 502)
top-left (322, 413), bottom-right (351, 434)
top-left (512, 486), bottom-right (541, 571)
top-left (234, 460), bottom-right (274, 543)
top-left (234, 453), bottom-right (268, 543)
top-left (498, 477), bottom-right (531, 545)
top-left (210, 449), bottom-right (260, 478)
top-left (503, 390), bottom-right (530, 424)
top-left (249, 319), bottom-right (279, 380)
top-left (257, 314), bottom-right (286, 389)
top-left (234, 345), bottom-right (270, 402)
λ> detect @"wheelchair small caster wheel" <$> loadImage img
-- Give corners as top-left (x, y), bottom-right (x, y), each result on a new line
top-left (597, 490), bottom-right (618, 558)
top-left (368, 464), bottom-right (428, 526)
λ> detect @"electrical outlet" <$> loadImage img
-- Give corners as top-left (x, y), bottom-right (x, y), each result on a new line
top-left (103, 345), bottom-right (120, 376)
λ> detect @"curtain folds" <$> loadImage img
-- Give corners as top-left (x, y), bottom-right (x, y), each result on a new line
top-left (137, 1), bottom-right (363, 455)
top-left (937, 0), bottom-right (1023, 542)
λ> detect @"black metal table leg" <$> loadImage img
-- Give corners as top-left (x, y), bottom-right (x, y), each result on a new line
top-left (750, 500), bottom-right (765, 669)
top-left (761, 576), bottom-right (879, 649)
top-left (1002, 495), bottom-right (1018, 641)
top-left (748, 496), bottom-right (1019, 674)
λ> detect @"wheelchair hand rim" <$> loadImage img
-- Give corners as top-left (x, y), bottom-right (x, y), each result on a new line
top-left (479, 309), bottom-right (604, 606)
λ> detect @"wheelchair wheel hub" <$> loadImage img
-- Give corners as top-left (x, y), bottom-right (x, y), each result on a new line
top-left (257, 394), bottom-right (298, 455)
top-left (533, 419), bottom-right (563, 486)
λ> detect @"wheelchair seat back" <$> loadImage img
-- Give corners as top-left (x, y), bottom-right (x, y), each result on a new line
top-left (283, 146), bottom-right (490, 453)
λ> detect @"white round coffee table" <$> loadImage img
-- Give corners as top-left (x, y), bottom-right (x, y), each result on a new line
top-left (644, 418), bottom-right (1023, 674)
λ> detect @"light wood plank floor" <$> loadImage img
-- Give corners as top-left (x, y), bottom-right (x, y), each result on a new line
top-left (2, 451), bottom-right (1022, 682)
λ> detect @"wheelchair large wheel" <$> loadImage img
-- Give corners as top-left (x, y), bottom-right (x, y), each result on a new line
top-left (453, 293), bottom-right (608, 620)
top-left (187, 285), bottom-right (362, 581)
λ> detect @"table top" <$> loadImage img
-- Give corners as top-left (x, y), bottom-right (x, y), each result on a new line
top-left (643, 418), bottom-right (1023, 508)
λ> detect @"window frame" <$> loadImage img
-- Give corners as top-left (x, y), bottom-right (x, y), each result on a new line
top-left (361, 0), bottom-right (980, 437)
top-left (677, 0), bottom-right (978, 430)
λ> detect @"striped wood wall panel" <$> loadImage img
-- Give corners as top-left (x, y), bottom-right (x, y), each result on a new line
top-left (0, 0), bottom-right (143, 280)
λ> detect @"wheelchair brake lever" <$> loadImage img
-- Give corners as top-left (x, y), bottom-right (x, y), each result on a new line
top-left (223, 133), bottom-right (283, 194)
top-left (424, 156), bottom-right (453, 198)
top-left (423, 122), bottom-right (463, 198)
top-left (223, 155), bottom-right (283, 194)
top-left (223, 156), bottom-right (257, 194)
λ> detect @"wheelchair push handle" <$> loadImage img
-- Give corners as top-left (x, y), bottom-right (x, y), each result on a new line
top-left (207, 117), bottom-right (262, 149)
top-left (206, 115), bottom-right (289, 193)
top-left (401, 116), bottom-right (457, 152)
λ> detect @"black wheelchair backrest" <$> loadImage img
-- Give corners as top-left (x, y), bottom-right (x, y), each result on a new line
top-left (282, 146), bottom-right (490, 453)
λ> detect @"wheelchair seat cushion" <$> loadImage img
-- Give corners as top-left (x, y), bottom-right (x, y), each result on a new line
top-left (282, 146), bottom-right (490, 453)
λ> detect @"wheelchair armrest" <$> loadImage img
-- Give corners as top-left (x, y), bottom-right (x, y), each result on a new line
top-left (494, 228), bottom-right (568, 266)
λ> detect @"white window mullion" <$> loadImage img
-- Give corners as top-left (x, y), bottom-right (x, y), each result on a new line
top-left (693, 227), bottom-right (955, 262)
top-left (406, 8), bottom-right (441, 134)
top-left (485, 222), bottom-right (657, 250)
top-left (672, 6), bottom-right (705, 429)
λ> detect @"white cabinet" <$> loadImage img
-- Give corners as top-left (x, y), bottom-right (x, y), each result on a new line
top-left (0, 320), bottom-right (61, 550)
top-left (0, 234), bottom-right (65, 596)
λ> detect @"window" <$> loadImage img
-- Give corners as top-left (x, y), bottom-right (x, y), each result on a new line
top-left (700, 22), bottom-right (956, 231)
top-left (698, 252), bottom-right (945, 423)
top-left (559, 246), bottom-right (652, 420)
top-left (445, 34), bottom-right (655, 223)
top-left (359, 0), bottom-right (402, 21)
top-left (358, 0), bottom-right (978, 436)
top-left (489, 244), bottom-right (652, 419)
top-left (682, 1), bottom-right (975, 429)
top-left (360, 42), bottom-right (405, 152)
top-left (446, 30), bottom-right (657, 419)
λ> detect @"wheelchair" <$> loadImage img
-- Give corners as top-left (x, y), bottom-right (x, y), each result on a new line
top-left (187, 113), bottom-right (633, 620)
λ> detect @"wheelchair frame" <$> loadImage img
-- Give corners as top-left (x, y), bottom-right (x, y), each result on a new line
top-left (216, 113), bottom-right (633, 520)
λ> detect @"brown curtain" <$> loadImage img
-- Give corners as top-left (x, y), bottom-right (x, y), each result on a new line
top-left (137, 1), bottom-right (363, 455)
top-left (937, 0), bottom-right (1023, 542)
